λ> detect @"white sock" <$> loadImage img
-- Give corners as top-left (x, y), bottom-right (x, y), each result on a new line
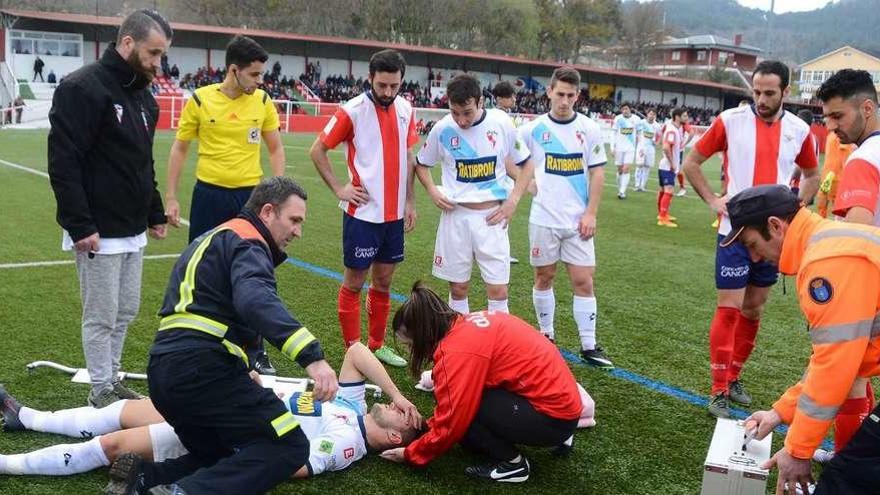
top-left (0, 436), bottom-right (109, 475)
top-left (573, 295), bottom-right (598, 350)
top-left (634, 168), bottom-right (643, 189)
top-left (448, 296), bottom-right (469, 314)
top-left (619, 173), bottom-right (631, 195)
top-left (532, 287), bottom-right (556, 339)
top-left (21, 399), bottom-right (125, 438)
top-left (487, 298), bottom-right (509, 313)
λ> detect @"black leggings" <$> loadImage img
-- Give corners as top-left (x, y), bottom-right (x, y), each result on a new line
top-left (815, 402), bottom-right (880, 494)
top-left (459, 388), bottom-right (578, 461)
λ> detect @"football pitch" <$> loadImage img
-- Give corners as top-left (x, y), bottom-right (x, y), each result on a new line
top-left (0, 128), bottom-right (829, 494)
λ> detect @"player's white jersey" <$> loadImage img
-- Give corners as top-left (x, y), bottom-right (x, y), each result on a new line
top-left (417, 108), bottom-right (530, 203)
top-left (658, 124), bottom-right (684, 172)
top-left (636, 120), bottom-right (662, 154)
top-left (519, 112), bottom-right (607, 229)
top-left (612, 114), bottom-right (640, 151)
top-left (286, 382), bottom-right (370, 476)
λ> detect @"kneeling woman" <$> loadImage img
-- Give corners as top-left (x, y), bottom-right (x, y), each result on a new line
top-left (380, 283), bottom-right (582, 483)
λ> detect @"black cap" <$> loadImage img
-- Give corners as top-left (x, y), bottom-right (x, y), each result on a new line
top-left (719, 185), bottom-right (802, 247)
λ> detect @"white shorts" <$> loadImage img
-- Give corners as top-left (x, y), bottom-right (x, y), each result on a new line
top-left (614, 149), bottom-right (635, 166)
top-left (634, 147), bottom-right (655, 167)
top-left (432, 206), bottom-right (510, 285)
top-left (529, 223), bottom-right (596, 267)
top-left (149, 422), bottom-right (188, 462)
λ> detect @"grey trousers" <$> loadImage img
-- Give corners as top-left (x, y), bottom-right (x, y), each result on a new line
top-left (74, 249), bottom-right (144, 393)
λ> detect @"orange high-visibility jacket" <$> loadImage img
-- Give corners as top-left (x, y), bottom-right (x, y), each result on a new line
top-left (774, 208), bottom-right (880, 459)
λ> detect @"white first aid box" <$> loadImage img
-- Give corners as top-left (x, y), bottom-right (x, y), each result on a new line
top-left (701, 418), bottom-right (772, 495)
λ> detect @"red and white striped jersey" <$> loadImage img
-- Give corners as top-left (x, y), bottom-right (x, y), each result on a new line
top-left (695, 105), bottom-right (818, 235)
top-left (319, 92), bottom-right (419, 224)
top-left (832, 132), bottom-right (880, 224)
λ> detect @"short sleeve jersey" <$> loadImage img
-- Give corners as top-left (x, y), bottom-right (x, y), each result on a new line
top-left (658, 124), bottom-right (683, 172)
top-left (612, 114), bottom-right (640, 151)
top-left (417, 108), bottom-right (530, 203)
top-left (636, 120), bottom-right (662, 153)
top-left (288, 382), bottom-right (369, 476)
top-left (694, 105), bottom-right (818, 235)
top-left (319, 92), bottom-right (419, 223)
top-left (519, 112), bottom-right (606, 229)
top-left (833, 133), bottom-right (880, 223)
top-left (175, 84), bottom-right (280, 188)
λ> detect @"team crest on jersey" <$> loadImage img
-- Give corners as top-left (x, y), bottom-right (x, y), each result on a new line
top-left (808, 277), bottom-right (833, 304)
top-left (486, 130), bottom-right (498, 148)
top-left (545, 152), bottom-right (584, 177)
top-left (455, 156), bottom-right (497, 183)
top-left (288, 391), bottom-right (322, 417)
top-left (541, 131), bottom-right (552, 143)
top-left (575, 131), bottom-right (584, 145)
top-left (450, 136), bottom-right (460, 150)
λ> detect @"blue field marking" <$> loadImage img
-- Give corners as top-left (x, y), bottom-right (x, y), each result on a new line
top-left (285, 256), bottom-right (834, 451)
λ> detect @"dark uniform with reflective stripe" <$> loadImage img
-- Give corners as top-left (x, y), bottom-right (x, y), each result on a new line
top-left (145, 208), bottom-right (323, 495)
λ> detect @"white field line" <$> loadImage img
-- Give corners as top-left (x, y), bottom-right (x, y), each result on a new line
top-left (0, 253), bottom-right (180, 269)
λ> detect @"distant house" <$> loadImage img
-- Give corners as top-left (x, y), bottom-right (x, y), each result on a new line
top-left (645, 34), bottom-right (762, 77)
top-left (797, 46), bottom-right (880, 102)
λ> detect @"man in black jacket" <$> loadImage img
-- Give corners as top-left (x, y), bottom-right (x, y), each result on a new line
top-left (104, 176), bottom-right (339, 495)
top-left (48, 9), bottom-right (172, 408)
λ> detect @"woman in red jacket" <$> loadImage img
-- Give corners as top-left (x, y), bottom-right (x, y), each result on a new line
top-left (379, 284), bottom-right (582, 483)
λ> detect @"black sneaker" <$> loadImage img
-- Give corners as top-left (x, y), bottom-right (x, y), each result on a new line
top-left (0, 384), bottom-right (24, 431)
top-left (103, 452), bottom-right (147, 495)
top-left (550, 435), bottom-right (574, 456)
top-left (253, 352), bottom-right (276, 376)
top-left (581, 346), bottom-right (614, 369)
top-left (728, 380), bottom-right (752, 406)
top-left (708, 392), bottom-right (731, 419)
top-left (465, 456), bottom-right (530, 483)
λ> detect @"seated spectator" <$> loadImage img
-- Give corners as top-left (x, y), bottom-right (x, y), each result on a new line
top-left (47, 70), bottom-right (57, 84)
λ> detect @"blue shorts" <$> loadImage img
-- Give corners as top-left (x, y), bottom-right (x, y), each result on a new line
top-left (342, 213), bottom-right (405, 270)
top-left (715, 234), bottom-right (778, 290)
top-left (189, 181), bottom-right (255, 243)
top-left (658, 169), bottom-right (676, 187)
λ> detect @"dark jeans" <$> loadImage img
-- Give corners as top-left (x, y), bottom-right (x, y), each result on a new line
top-left (459, 388), bottom-right (578, 461)
top-left (815, 402), bottom-right (880, 494)
top-left (146, 348), bottom-right (308, 495)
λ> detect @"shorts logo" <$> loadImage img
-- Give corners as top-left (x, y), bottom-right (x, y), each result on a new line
top-left (319, 440), bottom-right (334, 455)
top-left (354, 246), bottom-right (378, 259)
top-left (719, 265), bottom-right (749, 278)
top-left (434, 255), bottom-right (443, 266)
top-left (545, 152), bottom-right (584, 177)
top-left (808, 277), bottom-right (833, 304)
top-left (455, 156), bottom-right (497, 183)
top-left (450, 136), bottom-right (460, 150)
top-left (344, 447), bottom-right (355, 459)
top-left (531, 247), bottom-right (540, 257)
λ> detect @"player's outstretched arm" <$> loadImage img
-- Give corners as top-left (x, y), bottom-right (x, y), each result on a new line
top-left (339, 343), bottom-right (422, 428)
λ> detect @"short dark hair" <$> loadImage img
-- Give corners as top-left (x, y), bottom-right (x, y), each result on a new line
top-left (391, 282), bottom-right (459, 378)
top-left (646, 107), bottom-right (657, 115)
top-left (244, 176), bottom-right (307, 215)
top-left (671, 107), bottom-right (686, 120)
top-left (369, 49), bottom-right (406, 78)
top-left (492, 81), bottom-right (515, 98)
top-left (620, 102), bottom-right (631, 110)
top-left (118, 9), bottom-right (173, 43)
top-left (225, 35), bottom-right (268, 69)
top-left (550, 66), bottom-right (580, 88)
top-left (816, 69), bottom-right (878, 105)
top-left (797, 109), bottom-right (814, 125)
top-left (446, 74), bottom-right (482, 105)
top-left (753, 60), bottom-right (790, 89)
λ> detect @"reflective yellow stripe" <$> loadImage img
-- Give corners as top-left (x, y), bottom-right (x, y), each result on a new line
top-left (158, 313), bottom-right (228, 339)
top-left (174, 228), bottom-right (228, 313)
top-left (221, 340), bottom-right (249, 368)
top-left (270, 411), bottom-right (299, 437)
top-left (281, 327), bottom-right (316, 361)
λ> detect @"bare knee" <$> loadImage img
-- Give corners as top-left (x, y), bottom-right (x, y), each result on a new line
top-left (450, 282), bottom-right (469, 300)
top-left (486, 285), bottom-right (508, 301)
top-left (99, 434), bottom-right (124, 463)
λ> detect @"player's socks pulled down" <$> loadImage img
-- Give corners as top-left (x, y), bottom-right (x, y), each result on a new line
top-left (449, 296), bottom-right (469, 315)
top-left (338, 285), bottom-right (362, 347)
top-left (487, 298), bottom-right (509, 314)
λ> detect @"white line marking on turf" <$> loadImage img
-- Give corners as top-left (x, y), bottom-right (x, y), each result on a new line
top-left (0, 253), bottom-right (180, 270)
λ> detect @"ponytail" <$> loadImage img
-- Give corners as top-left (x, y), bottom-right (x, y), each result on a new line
top-left (392, 281), bottom-right (458, 377)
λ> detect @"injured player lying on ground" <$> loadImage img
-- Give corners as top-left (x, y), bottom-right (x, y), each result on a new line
top-left (0, 343), bottom-right (422, 481)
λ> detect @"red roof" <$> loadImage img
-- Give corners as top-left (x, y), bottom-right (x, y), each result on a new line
top-left (2, 8), bottom-right (745, 93)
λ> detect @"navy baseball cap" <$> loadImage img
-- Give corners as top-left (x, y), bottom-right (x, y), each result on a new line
top-left (719, 185), bottom-right (802, 248)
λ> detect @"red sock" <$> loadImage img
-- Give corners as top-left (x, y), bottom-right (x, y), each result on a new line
top-left (366, 287), bottom-right (391, 351)
top-left (659, 192), bottom-right (672, 217)
top-left (867, 381), bottom-right (875, 411)
top-left (729, 313), bottom-right (759, 382)
top-left (834, 396), bottom-right (872, 451)
top-left (709, 307), bottom-right (739, 395)
top-left (656, 190), bottom-right (663, 214)
top-left (337, 285), bottom-right (362, 347)
top-left (677, 172), bottom-right (685, 188)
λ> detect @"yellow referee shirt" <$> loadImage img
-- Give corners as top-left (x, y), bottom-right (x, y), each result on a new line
top-left (176, 83), bottom-right (280, 188)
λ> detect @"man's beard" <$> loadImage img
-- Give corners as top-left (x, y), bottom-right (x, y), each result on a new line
top-left (836, 112), bottom-right (865, 145)
top-left (756, 100), bottom-right (781, 119)
top-left (127, 50), bottom-right (156, 82)
top-left (372, 85), bottom-right (396, 106)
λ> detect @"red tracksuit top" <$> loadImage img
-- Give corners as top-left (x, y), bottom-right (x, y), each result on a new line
top-left (404, 311), bottom-right (582, 466)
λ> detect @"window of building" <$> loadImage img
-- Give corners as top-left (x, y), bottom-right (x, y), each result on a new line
top-left (697, 51), bottom-right (707, 61)
top-left (9, 30), bottom-right (82, 57)
top-left (671, 50), bottom-right (681, 61)
top-left (718, 51), bottom-right (729, 63)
